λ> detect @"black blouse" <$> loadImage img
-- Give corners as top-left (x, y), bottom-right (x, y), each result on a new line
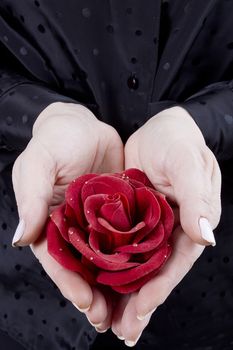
top-left (0, 1), bottom-right (233, 349)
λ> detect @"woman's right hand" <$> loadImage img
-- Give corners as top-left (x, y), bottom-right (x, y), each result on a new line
top-left (12, 101), bottom-right (124, 330)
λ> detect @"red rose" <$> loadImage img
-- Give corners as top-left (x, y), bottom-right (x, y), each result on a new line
top-left (46, 169), bottom-right (174, 294)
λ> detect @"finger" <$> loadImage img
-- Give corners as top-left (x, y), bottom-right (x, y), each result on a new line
top-left (12, 140), bottom-right (55, 246)
top-left (111, 294), bottom-right (130, 339)
top-left (169, 147), bottom-right (221, 245)
top-left (98, 124), bottom-right (124, 173)
top-left (31, 235), bottom-right (93, 311)
top-left (94, 294), bottom-right (113, 333)
top-left (124, 133), bottom-right (142, 170)
top-left (120, 293), bottom-right (151, 347)
top-left (86, 288), bottom-right (108, 327)
top-left (136, 226), bottom-right (204, 320)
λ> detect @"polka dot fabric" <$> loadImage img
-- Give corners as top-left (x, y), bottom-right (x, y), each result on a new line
top-left (0, 1), bottom-right (233, 349)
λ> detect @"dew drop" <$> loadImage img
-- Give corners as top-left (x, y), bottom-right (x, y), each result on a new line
top-left (85, 181), bottom-right (88, 184)
top-left (133, 243), bottom-right (138, 247)
top-left (70, 198), bottom-right (73, 201)
top-left (86, 210), bottom-right (90, 214)
top-left (90, 257), bottom-right (94, 260)
top-left (164, 254), bottom-right (167, 258)
top-left (59, 248), bottom-right (63, 251)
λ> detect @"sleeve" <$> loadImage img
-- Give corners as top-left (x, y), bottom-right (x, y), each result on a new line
top-left (148, 80), bottom-right (233, 161)
top-left (177, 80), bottom-right (233, 161)
top-left (0, 42), bottom-right (96, 165)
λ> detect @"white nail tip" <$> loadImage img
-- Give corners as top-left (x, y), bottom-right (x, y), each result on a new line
top-left (125, 333), bottom-right (142, 347)
top-left (199, 218), bottom-right (216, 246)
top-left (88, 319), bottom-right (102, 328)
top-left (95, 327), bottom-right (108, 333)
top-left (12, 220), bottom-right (25, 247)
top-left (137, 306), bottom-right (157, 321)
top-left (117, 335), bottom-right (125, 340)
top-left (72, 302), bottom-right (90, 313)
top-left (125, 340), bottom-right (136, 347)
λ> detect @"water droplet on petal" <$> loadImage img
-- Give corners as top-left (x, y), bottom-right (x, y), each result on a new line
top-left (85, 181), bottom-right (88, 184)
top-left (70, 198), bottom-right (73, 201)
top-left (59, 248), bottom-right (63, 251)
top-left (86, 210), bottom-right (90, 214)
top-left (133, 243), bottom-right (138, 247)
top-left (90, 256), bottom-right (94, 260)
top-left (164, 255), bottom-right (167, 258)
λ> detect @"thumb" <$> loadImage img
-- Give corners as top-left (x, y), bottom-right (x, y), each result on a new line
top-left (170, 150), bottom-right (221, 246)
top-left (12, 140), bottom-right (55, 246)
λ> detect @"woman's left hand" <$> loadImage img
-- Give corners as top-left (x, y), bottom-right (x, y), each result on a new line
top-left (111, 106), bottom-right (222, 346)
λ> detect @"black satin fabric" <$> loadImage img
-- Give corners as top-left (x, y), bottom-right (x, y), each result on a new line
top-left (0, 1), bottom-right (233, 349)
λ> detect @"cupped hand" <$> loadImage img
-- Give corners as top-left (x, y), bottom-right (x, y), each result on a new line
top-left (111, 106), bottom-right (221, 345)
top-left (12, 102), bottom-right (124, 329)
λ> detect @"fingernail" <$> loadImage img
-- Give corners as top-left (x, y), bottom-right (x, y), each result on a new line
top-left (117, 335), bottom-right (125, 340)
top-left (199, 217), bottom-right (216, 246)
top-left (95, 327), bottom-right (108, 333)
top-left (125, 333), bottom-right (142, 347)
top-left (12, 220), bottom-right (25, 247)
top-left (87, 318), bottom-right (102, 328)
top-left (137, 306), bottom-right (157, 321)
top-left (72, 302), bottom-right (90, 313)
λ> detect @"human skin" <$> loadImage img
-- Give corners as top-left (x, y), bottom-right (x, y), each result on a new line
top-left (12, 104), bottom-right (221, 346)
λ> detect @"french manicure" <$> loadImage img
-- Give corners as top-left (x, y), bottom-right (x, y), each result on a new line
top-left (117, 335), bottom-right (125, 340)
top-left (125, 333), bottom-right (142, 347)
top-left (199, 217), bottom-right (216, 246)
top-left (137, 306), bottom-right (157, 321)
top-left (12, 220), bottom-right (25, 247)
top-left (95, 327), bottom-right (108, 333)
top-left (72, 302), bottom-right (90, 313)
top-left (87, 318), bottom-right (102, 328)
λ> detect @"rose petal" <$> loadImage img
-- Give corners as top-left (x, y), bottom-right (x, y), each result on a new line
top-left (99, 194), bottom-right (131, 231)
top-left (68, 227), bottom-right (139, 271)
top-left (115, 222), bottom-right (165, 253)
top-left (64, 203), bottom-right (77, 227)
top-left (46, 219), bottom-right (95, 283)
top-left (49, 204), bottom-right (69, 242)
top-left (124, 168), bottom-right (154, 188)
top-left (89, 229), bottom-right (131, 263)
top-left (84, 193), bottom-right (145, 248)
top-left (97, 244), bottom-right (170, 286)
top-left (133, 187), bottom-right (161, 243)
top-left (66, 174), bottom-right (97, 228)
top-left (112, 245), bottom-right (172, 293)
top-left (151, 190), bottom-right (174, 239)
top-left (82, 175), bottom-right (135, 218)
top-left (98, 217), bottom-right (145, 247)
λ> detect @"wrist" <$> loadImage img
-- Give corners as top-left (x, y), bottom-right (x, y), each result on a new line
top-left (32, 102), bottom-right (95, 135)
